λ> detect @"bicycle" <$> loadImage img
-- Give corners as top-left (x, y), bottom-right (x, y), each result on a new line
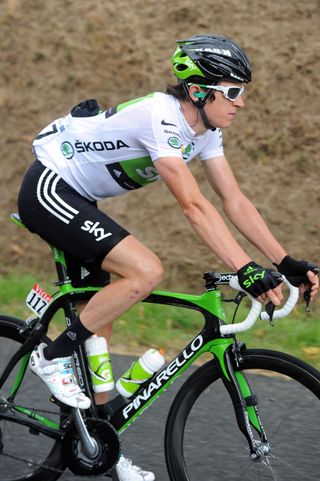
top-left (0, 213), bottom-right (319, 481)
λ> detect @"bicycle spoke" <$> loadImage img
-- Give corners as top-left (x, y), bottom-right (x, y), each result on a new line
top-left (267, 452), bottom-right (313, 478)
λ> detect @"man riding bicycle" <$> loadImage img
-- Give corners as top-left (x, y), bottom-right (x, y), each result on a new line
top-left (18, 34), bottom-right (319, 481)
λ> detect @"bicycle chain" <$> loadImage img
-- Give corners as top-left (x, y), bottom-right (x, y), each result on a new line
top-left (0, 397), bottom-right (61, 416)
top-left (1, 398), bottom-right (102, 419)
top-left (0, 451), bottom-right (66, 475)
top-left (0, 400), bottom-right (64, 476)
top-left (0, 400), bottom-right (112, 478)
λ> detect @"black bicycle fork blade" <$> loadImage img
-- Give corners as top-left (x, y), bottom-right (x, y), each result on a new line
top-left (215, 346), bottom-right (267, 453)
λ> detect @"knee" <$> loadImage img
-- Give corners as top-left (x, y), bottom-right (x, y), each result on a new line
top-left (150, 258), bottom-right (165, 286)
top-left (133, 257), bottom-right (165, 295)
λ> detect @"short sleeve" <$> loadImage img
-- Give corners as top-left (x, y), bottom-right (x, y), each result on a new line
top-left (137, 96), bottom-right (183, 162)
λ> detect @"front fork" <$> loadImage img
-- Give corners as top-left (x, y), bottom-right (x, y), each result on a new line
top-left (210, 339), bottom-right (270, 460)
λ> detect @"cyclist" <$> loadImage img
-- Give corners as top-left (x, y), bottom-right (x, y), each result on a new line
top-left (18, 34), bottom-right (318, 481)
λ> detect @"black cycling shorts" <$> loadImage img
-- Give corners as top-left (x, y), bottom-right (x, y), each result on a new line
top-left (18, 160), bottom-right (130, 285)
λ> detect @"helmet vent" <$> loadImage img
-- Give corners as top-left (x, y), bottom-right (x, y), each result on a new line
top-left (176, 64), bottom-right (188, 71)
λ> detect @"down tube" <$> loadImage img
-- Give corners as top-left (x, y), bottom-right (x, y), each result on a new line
top-left (110, 335), bottom-right (233, 433)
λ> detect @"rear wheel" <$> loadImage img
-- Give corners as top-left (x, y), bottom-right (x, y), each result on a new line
top-left (0, 315), bottom-right (66, 481)
top-left (165, 349), bottom-right (320, 481)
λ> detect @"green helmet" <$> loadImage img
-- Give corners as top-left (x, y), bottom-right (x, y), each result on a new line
top-left (171, 34), bottom-right (252, 84)
top-left (171, 46), bottom-right (205, 81)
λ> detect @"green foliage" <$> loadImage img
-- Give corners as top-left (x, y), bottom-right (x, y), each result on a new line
top-left (0, 274), bottom-right (319, 369)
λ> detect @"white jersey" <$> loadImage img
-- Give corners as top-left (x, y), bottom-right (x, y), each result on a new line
top-left (33, 92), bottom-right (224, 201)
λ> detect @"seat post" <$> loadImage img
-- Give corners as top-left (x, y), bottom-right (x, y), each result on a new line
top-left (50, 245), bottom-right (72, 286)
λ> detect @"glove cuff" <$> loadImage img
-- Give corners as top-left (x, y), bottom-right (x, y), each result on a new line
top-left (237, 261), bottom-right (258, 276)
top-left (273, 255), bottom-right (291, 270)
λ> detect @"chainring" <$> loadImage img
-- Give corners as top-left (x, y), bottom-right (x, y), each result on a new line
top-left (63, 418), bottom-right (120, 476)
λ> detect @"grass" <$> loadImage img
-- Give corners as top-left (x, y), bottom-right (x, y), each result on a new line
top-left (0, 273), bottom-right (319, 370)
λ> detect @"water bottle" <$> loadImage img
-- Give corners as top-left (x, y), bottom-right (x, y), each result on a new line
top-left (85, 335), bottom-right (114, 393)
top-left (116, 348), bottom-right (165, 398)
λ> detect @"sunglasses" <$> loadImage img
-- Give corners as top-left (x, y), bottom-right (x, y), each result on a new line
top-left (189, 83), bottom-right (245, 101)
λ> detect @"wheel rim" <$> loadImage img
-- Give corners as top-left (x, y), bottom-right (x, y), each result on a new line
top-left (167, 355), bottom-right (320, 481)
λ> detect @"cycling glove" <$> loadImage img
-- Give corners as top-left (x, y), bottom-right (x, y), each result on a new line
top-left (274, 255), bottom-right (319, 287)
top-left (237, 261), bottom-right (282, 298)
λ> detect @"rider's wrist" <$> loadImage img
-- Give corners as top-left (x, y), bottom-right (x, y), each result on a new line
top-left (273, 255), bottom-right (291, 269)
top-left (237, 261), bottom-right (258, 274)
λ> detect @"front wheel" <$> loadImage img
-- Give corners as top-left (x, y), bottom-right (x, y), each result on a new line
top-left (165, 349), bottom-right (320, 481)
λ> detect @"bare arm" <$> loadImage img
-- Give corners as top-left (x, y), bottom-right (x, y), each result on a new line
top-left (155, 156), bottom-right (251, 271)
top-left (155, 155), bottom-right (285, 305)
top-left (203, 155), bottom-right (287, 264)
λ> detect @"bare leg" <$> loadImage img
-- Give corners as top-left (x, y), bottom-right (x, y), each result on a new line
top-left (77, 235), bottom-right (164, 405)
top-left (79, 235), bottom-right (164, 333)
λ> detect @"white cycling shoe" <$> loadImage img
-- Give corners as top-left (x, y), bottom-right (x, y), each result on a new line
top-left (29, 343), bottom-right (91, 409)
top-left (116, 455), bottom-right (155, 481)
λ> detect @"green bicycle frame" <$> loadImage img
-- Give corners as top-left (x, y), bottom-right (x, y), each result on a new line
top-left (0, 226), bottom-right (266, 451)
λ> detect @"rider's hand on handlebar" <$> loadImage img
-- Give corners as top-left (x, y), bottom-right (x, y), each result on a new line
top-left (304, 271), bottom-right (319, 303)
top-left (257, 284), bottom-right (283, 306)
top-left (237, 261), bottom-right (283, 306)
top-left (274, 255), bottom-right (319, 304)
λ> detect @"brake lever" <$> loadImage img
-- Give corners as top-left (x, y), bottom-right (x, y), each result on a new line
top-left (265, 301), bottom-right (275, 326)
top-left (303, 287), bottom-right (312, 313)
top-left (304, 265), bottom-right (319, 312)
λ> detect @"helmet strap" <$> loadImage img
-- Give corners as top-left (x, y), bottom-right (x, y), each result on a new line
top-left (182, 83), bottom-right (216, 131)
top-left (198, 105), bottom-right (216, 131)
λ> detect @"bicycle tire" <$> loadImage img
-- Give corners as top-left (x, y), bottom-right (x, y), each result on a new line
top-left (0, 315), bottom-right (66, 481)
top-left (165, 348), bottom-right (320, 481)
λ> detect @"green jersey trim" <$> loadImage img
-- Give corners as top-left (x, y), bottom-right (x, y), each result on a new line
top-left (105, 156), bottom-right (160, 191)
top-left (116, 93), bottom-right (156, 112)
top-left (120, 156), bottom-right (160, 185)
